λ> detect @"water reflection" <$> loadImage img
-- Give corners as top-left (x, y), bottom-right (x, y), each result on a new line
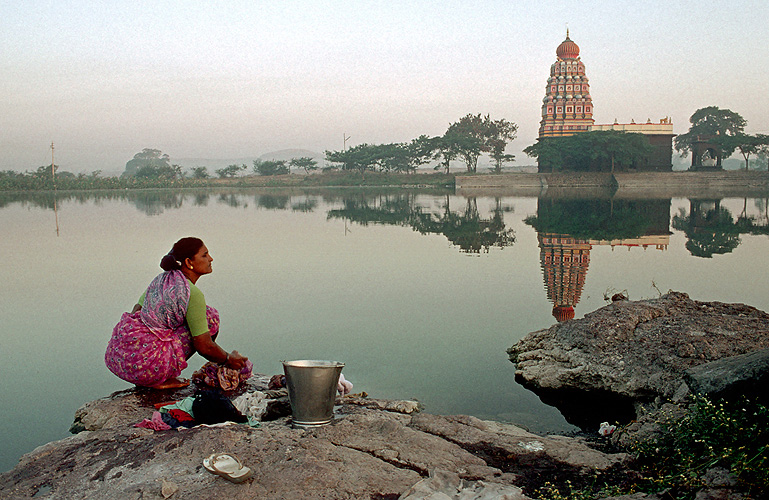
top-left (3, 189), bottom-right (768, 306)
top-left (672, 199), bottom-right (769, 258)
top-left (526, 199), bottom-right (672, 321)
top-left (3, 188), bottom-right (769, 472)
top-left (326, 193), bottom-right (516, 253)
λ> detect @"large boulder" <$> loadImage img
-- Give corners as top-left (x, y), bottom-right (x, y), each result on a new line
top-left (508, 292), bottom-right (769, 428)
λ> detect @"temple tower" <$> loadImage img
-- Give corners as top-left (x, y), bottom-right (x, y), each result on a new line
top-left (538, 30), bottom-right (594, 138)
top-left (538, 233), bottom-right (591, 322)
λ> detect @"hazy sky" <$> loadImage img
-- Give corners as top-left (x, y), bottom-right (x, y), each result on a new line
top-left (2, 0), bottom-right (768, 173)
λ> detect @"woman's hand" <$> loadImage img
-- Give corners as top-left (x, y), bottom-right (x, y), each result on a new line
top-left (192, 333), bottom-right (247, 369)
top-left (225, 350), bottom-right (248, 370)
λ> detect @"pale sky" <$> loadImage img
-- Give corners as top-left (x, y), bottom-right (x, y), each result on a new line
top-left (2, 0), bottom-right (768, 173)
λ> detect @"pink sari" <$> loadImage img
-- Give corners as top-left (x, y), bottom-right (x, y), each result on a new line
top-left (105, 270), bottom-right (220, 387)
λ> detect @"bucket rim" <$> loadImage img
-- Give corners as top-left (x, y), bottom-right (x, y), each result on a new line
top-left (282, 359), bottom-right (345, 368)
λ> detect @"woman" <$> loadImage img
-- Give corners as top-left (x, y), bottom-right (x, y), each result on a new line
top-left (105, 237), bottom-right (249, 389)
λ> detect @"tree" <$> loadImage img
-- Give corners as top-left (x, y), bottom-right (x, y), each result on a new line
top-left (524, 138), bottom-right (564, 172)
top-left (373, 143), bottom-right (411, 173)
top-left (486, 118), bottom-right (518, 173)
top-left (524, 131), bottom-right (652, 172)
top-left (434, 133), bottom-right (461, 174)
top-left (135, 163), bottom-right (180, 180)
top-left (587, 130), bottom-right (653, 172)
top-left (674, 107), bottom-right (747, 158)
top-left (406, 135), bottom-right (438, 173)
top-left (123, 148), bottom-right (171, 177)
top-left (718, 133), bottom-right (769, 170)
top-left (216, 164), bottom-right (247, 178)
top-left (757, 134), bottom-right (769, 171)
top-left (445, 114), bottom-right (486, 172)
top-left (253, 160), bottom-right (287, 176)
top-left (445, 114), bottom-right (518, 173)
top-left (190, 166), bottom-right (209, 179)
top-left (325, 144), bottom-right (380, 176)
top-left (289, 157), bottom-right (319, 174)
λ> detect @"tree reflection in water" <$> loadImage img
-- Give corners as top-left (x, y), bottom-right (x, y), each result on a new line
top-left (672, 199), bottom-right (769, 258)
top-left (327, 193), bottom-right (516, 253)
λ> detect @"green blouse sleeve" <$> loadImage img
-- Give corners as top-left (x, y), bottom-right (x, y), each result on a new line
top-left (186, 282), bottom-right (209, 337)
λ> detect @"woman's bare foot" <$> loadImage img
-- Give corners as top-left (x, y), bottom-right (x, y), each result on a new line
top-left (151, 377), bottom-right (190, 390)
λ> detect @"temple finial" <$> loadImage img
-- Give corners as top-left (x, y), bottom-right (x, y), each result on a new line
top-left (566, 24), bottom-right (570, 39)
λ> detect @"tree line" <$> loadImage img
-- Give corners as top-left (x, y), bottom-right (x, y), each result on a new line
top-left (525, 106), bottom-right (769, 172)
top-left (673, 106), bottom-right (769, 170)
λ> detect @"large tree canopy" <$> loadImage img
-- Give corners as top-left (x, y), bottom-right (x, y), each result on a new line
top-left (674, 106), bottom-right (747, 158)
top-left (122, 148), bottom-right (171, 177)
top-left (524, 131), bottom-right (652, 172)
top-left (445, 114), bottom-right (518, 173)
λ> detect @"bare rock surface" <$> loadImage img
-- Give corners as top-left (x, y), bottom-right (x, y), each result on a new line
top-left (0, 378), bottom-right (628, 500)
top-left (684, 348), bottom-right (769, 402)
top-left (508, 292), bottom-right (769, 426)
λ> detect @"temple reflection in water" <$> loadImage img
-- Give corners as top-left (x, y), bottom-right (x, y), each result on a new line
top-left (530, 198), bottom-right (673, 321)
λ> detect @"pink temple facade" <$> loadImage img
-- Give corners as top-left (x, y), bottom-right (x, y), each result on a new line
top-left (538, 30), bottom-right (595, 138)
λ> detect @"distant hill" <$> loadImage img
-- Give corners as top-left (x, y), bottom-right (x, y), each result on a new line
top-left (175, 150), bottom-right (325, 172)
top-left (174, 157), bottom-right (259, 170)
top-left (257, 149), bottom-right (324, 163)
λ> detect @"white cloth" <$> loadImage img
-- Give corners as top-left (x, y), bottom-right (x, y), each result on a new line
top-left (337, 373), bottom-right (353, 396)
top-left (233, 391), bottom-right (269, 422)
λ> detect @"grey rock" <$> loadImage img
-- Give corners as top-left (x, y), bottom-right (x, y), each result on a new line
top-left (0, 385), bottom-right (627, 500)
top-left (399, 469), bottom-right (530, 500)
top-left (410, 414), bottom-right (627, 471)
top-left (684, 348), bottom-right (769, 402)
top-left (508, 292), bottom-right (769, 426)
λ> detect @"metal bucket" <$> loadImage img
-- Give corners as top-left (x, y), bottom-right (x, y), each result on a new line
top-left (282, 360), bottom-right (345, 429)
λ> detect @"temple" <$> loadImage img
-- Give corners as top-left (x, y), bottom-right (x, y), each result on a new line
top-left (537, 30), bottom-right (675, 171)
top-left (538, 30), bottom-right (594, 138)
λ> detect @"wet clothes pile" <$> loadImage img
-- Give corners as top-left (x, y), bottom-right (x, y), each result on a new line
top-left (192, 361), bottom-right (253, 391)
top-left (135, 390), bottom-right (249, 431)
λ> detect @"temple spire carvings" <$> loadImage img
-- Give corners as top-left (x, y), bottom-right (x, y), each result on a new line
top-left (538, 31), bottom-right (594, 138)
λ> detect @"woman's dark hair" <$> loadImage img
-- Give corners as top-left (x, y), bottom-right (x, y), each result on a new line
top-left (159, 237), bottom-right (204, 271)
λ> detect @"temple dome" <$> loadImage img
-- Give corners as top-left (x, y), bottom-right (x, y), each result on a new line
top-left (552, 305), bottom-right (575, 322)
top-left (556, 34), bottom-right (580, 60)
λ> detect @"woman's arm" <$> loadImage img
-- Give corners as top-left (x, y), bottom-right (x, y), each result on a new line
top-left (192, 333), bottom-right (248, 370)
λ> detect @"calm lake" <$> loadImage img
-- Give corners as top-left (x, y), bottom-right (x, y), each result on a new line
top-left (1, 187), bottom-right (768, 472)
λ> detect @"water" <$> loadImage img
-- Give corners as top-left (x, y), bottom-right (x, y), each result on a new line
top-left (1, 188), bottom-right (768, 473)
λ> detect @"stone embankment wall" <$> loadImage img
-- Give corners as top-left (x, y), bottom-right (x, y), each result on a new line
top-left (456, 171), bottom-right (769, 198)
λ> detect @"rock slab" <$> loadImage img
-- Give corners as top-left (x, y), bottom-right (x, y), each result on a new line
top-left (0, 385), bottom-right (628, 500)
top-left (508, 292), bottom-right (769, 406)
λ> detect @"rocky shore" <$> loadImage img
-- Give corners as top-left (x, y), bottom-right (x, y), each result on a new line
top-left (508, 291), bottom-right (769, 499)
top-left (1, 375), bottom-right (629, 500)
top-left (3, 292), bottom-right (767, 499)
top-left (508, 291), bottom-right (769, 428)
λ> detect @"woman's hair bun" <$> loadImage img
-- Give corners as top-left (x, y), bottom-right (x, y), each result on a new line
top-left (159, 253), bottom-right (183, 271)
top-left (160, 237), bottom-right (204, 271)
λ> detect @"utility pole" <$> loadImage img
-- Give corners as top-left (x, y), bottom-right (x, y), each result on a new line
top-left (343, 133), bottom-right (351, 151)
top-left (50, 141), bottom-right (56, 186)
top-left (51, 141), bottom-right (60, 236)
